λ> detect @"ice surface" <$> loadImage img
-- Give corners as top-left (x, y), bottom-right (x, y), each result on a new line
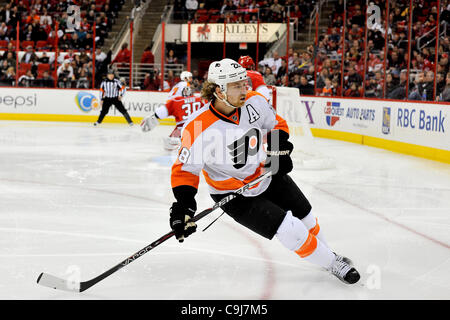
top-left (0, 120), bottom-right (449, 299)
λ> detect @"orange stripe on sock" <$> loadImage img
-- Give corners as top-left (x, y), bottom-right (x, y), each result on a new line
top-left (309, 218), bottom-right (320, 236)
top-left (295, 233), bottom-right (318, 258)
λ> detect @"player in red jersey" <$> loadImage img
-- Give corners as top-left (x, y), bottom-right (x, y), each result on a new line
top-left (140, 86), bottom-right (206, 150)
top-left (238, 55), bottom-right (272, 103)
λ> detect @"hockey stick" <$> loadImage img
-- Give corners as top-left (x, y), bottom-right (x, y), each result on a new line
top-left (36, 170), bottom-right (272, 293)
top-left (202, 211), bottom-right (225, 232)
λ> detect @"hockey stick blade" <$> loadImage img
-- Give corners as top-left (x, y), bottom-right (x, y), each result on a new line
top-left (37, 272), bottom-right (81, 292)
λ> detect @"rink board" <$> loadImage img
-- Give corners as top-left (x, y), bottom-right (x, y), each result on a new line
top-left (275, 89), bottom-right (450, 164)
top-left (0, 87), bottom-right (449, 163)
top-left (0, 87), bottom-right (169, 124)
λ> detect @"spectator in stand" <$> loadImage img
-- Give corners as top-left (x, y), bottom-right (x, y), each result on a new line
top-left (40, 8), bottom-right (52, 25)
top-left (270, 0), bottom-right (283, 14)
top-left (298, 74), bottom-right (314, 95)
top-left (259, 51), bottom-right (282, 75)
top-left (439, 72), bottom-right (450, 101)
top-left (388, 70), bottom-right (408, 100)
top-left (95, 16), bottom-right (108, 46)
top-left (320, 78), bottom-right (333, 96)
top-left (351, 7), bottom-right (365, 27)
top-left (1, 66), bottom-right (15, 85)
top-left (0, 60), bottom-right (9, 76)
top-left (18, 69), bottom-right (35, 87)
top-left (142, 71), bottom-right (159, 90)
top-left (2, 42), bottom-right (15, 60)
top-left (436, 72), bottom-right (445, 99)
top-left (166, 69), bottom-right (176, 88)
top-left (385, 73), bottom-right (397, 98)
top-left (166, 49), bottom-right (178, 64)
top-left (263, 66), bottom-right (276, 85)
top-left (346, 82), bottom-right (361, 97)
top-left (141, 46), bottom-right (155, 64)
top-left (316, 68), bottom-right (330, 89)
top-left (347, 66), bottom-right (363, 87)
top-left (57, 59), bottom-right (74, 88)
top-left (96, 48), bottom-right (107, 64)
top-left (82, 33), bottom-right (94, 51)
top-left (38, 51), bottom-right (51, 64)
top-left (408, 72), bottom-right (426, 101)
top-left (220, 0), bottom-right (237, 15)
top-left (77, 69), bottom-right (90, 88)
top-left (25, 9), bottom-right (40, 25)
top-left (58, 34), bottom-right (71, 51)
top-left (191, 77), bottom-right (202, 92)
top-left (112, 42), bottom-right (131, 66)
top-left (248, 0), bottom-right (259, 13)
top-left (0, 27), bottom-right (8, 41)
top-left (276, 58), bottom-right (287, 83)
top-left (69, 33), bottom-right (83, 50)
top-left (22, 24), bottom-right (37, 42)
top-left (5, 51), bottom-right (16, 68)
top-left (186, 0), bottom-right (198, 21)
top-left (423, 71), bottom-right (435, 101)
top-left (21, 45), bottom-right (38, 65)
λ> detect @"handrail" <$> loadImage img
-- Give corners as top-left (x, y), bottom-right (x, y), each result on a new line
top-left (417, 21), bottom-right (447, 50)
top-left (110, 0), bottom-right (151, 58)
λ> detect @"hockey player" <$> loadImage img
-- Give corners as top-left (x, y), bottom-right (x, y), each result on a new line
top-left (238, 55), bottom-right (272, 103)
top-left (166, 71), bottom-right (193, 100)
top-left (140, 86), bottom-right (206, 150)
top-left (169, 58), bottom-right (360, 284)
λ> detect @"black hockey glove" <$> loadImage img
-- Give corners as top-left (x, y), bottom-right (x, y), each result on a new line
top-left (265, 129), bottom-right (294, 176)
top-left (170, 186), bottom-right (198, 243)
top-left (170, 202), bottom-right (197, 242)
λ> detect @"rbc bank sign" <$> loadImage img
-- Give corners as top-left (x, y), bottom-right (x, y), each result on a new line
top-left (397, 107), bottom-right (446, 133)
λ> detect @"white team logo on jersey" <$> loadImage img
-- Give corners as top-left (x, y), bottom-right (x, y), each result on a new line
top-left (246, 104), bottom-right (260, 123)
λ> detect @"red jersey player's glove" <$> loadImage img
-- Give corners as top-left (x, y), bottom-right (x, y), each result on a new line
top-left (265, 130), bottom-right (294, 176)
top-left (170, 186), bottom-right (198, 242)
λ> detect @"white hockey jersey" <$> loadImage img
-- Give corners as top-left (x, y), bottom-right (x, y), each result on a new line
top-left (167, 80), bottom-right (189, 100)
top-left (171, 91), bottom-right (289, 197)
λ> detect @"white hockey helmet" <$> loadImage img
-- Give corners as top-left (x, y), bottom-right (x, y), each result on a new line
top-left (180, 71), bottom-right (193, 82)
top-left (207, 58), bottom-right (248, 94)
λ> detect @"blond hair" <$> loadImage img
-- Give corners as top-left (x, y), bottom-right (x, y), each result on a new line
top-left (201, 81), bottom-right (219, 102)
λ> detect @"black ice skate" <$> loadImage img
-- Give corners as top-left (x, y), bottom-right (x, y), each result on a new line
top-left (328, 253), bottom-right (360, 284)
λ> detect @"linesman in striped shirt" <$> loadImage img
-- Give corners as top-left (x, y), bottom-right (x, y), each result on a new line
top-left (94, 69), bottom-right (134, 126)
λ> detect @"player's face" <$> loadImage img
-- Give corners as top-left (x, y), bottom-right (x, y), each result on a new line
top-left (226, 80), bottom-right (247, 108)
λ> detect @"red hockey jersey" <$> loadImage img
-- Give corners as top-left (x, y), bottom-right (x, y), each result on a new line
top-left (155, 95), bottom-right (206, 128)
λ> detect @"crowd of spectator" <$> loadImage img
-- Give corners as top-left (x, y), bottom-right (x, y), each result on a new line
top-left (174, 0), bottom-right (313, 32)
top-left (0, 0), bottom-right (125, 88)
top-left (3, 0), bottom-right (450, 102)
top-left (295, 0), bottom-right (450, 101)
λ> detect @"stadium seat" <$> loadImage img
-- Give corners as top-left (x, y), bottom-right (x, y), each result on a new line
top-left (37, 63), bottom-right (51, 73)
top-left (0, 40), bottom-right (8, 49)
top-left (36, 40), bottom-right (49, 50)
top-left (197, 15), bottom-right (208, 23)
top-left (209, 15), bottom-right (220, 23)
top-left (18, 68), bottom-right (28, 78)
top-left (208, 9), bottom-right (219, 15)
top-left (20, 63), bottom-right (32, 72)
top-left (21, 41), bottom-right (34, 49)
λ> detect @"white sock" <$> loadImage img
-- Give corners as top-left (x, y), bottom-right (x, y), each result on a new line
top-left (301, 211), bottom-right (329, 248)
top-left (276, 211), bottom-right (334, 269)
